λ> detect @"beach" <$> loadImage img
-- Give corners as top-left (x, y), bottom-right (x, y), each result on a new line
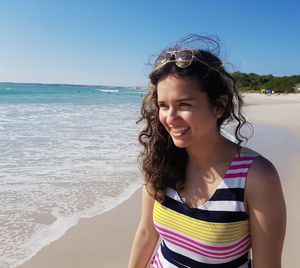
top-left (19, 93), bottom-right (300, 268)
top-left (0, 83), bottom-right (143, 268)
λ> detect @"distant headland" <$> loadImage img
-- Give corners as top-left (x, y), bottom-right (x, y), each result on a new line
top-left (232, 72), bottom-right (300, 93)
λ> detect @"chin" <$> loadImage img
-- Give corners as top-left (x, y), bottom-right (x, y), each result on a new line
top-left (172, 139), bottom-right (188, 148)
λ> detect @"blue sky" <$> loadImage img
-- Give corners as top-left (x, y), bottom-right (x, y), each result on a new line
top-left (0, 0), bottom-right (299, 86)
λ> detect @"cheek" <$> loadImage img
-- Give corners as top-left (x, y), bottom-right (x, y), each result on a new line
top-left (159, 110), bottom-right (166, 125)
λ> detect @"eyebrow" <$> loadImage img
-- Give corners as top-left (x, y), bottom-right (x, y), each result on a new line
top-left (157, 98), bottom-right (195, 103)
top-left (175, 98), bottom-right (195, 102)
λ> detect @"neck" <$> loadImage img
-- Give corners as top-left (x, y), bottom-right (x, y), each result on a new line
top-left (186, 132), bottom-right (236, 170)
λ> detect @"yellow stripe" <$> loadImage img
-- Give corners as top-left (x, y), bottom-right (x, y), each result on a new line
top-left (155, 216), bottom-right (248, 243)
top-left (154, 207), bottom-right (246, 235)
top-left (154, 202), bottom-right (249, 244)
top-left (154, 202), bottom-right (248, 230)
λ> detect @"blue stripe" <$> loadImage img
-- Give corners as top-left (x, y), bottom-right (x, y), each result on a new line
top-left (211, 188), bottom-right (245, 202)
top-left (162, 196), bottom-right (248, 223)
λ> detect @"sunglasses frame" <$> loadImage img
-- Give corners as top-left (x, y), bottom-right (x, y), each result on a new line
top-left (155, 49), bottom-right (196, 69)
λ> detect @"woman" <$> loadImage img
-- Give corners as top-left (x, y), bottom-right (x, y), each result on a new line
top-left (128, 35), bottom-right (286, 268)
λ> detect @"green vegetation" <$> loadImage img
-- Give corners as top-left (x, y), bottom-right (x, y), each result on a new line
top-left (232, 72), bottom-right (300, 93)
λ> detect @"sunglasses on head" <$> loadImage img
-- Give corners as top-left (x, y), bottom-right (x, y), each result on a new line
top-left (154, 49), bottom-right (197, 69)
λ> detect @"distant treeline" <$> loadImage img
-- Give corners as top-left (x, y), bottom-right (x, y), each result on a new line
top-left (232, 72), bottom-right (300, 93)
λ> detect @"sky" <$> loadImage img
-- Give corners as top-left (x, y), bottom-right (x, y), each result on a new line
top-left (0, 0), bottom-right (299, 87)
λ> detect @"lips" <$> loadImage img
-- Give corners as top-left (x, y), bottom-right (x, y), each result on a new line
top-left (170, 126), bottom-right (190, 137)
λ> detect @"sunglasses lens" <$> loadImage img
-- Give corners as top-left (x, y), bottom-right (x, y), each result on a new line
top-left (155, 52), bottom-right (172, 66)
top-left (154, 50), bottom-right (194, 69)
top-left (175, 50), bottom-right (193, 68)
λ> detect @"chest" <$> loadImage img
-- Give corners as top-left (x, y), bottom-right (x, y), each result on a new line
top-left (178, 166), bottom-right (227, 209)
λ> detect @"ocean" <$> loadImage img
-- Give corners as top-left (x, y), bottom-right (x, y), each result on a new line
top-left (0, 83), bottom-right (145, 267)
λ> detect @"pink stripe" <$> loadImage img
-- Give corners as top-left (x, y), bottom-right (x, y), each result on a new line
top-left (155, 224), bottom-right (250, 251)
top-left (223, 172), bottom-right (248, 179)
top-left (151, 252), bottom-right (162, 268)
top-left (157, 252), bottom-right (163, 267)
top-left (162, 236), bottom-right (250, 259)
top-left (159, 232), bottom-right (250, 258)
top-left (228, 164), bottom-right (251, 169)
top-left (151, 258), bottom-right (159, 268)
top-left (233, 156), bottom-right (256, 161)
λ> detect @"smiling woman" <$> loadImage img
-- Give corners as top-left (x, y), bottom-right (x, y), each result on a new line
top-left (128, 35), bottom-right (286, 268)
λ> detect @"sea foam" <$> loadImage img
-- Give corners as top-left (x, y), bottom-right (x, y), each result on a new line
top-left (0, 83), bottom-right (144, 267)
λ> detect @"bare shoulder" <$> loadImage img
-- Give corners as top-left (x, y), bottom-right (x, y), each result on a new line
top-left (247, 154), bottom-right (280, 188)
top-left (140, 184), bottom-right (156, 219)
top-left (245, 154), bottom-right (286, 266)
top-left (245, 154), bottom-right (285, 213)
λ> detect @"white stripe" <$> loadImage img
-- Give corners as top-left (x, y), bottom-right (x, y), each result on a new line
top-left (226, 168), bottom-right (249, 174)
top-left (166, 187), bottom-right (246, 210)
top-left (218, 178), bottom-right (246, 189)
top-left (202, 200), bottom-right (245, 212)
top-left (166, 187), bottom-right (182, 203)
top-left (232, 160), bottom-right (253, 165)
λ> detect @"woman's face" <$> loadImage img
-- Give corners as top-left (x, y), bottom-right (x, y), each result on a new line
top-left (157, 75), bottom-right (219, 149)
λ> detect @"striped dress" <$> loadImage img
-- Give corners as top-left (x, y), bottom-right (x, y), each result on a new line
top-left (150, 148), bottom-right (259, 268)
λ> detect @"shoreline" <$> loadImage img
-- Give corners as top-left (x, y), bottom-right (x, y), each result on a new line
top-left (19, 188), bottom-right (142, 268)
top-left (19, 93), bottom-right (300, 267)
top-left (13, 182), bottom-right (141, 268)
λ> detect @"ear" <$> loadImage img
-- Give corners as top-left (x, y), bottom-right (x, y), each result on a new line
top-left (215, 95), bottom-right (228, 117)
top-left (219, 95), bottom-right (228, 110)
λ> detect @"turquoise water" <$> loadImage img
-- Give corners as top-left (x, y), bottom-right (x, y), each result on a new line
top-left (0, 83), bottom-right (145, 267)
top-left (0, 82), bottom-right (145, 104)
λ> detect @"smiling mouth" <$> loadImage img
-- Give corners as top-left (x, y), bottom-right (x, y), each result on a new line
top-left (170, 127), bottom-right (190, 137)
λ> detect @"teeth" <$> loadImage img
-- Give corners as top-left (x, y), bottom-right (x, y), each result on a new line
top-left (171, 127), bottom-right (189, 134)
top-left (172, 127), bottom-right (188, 131)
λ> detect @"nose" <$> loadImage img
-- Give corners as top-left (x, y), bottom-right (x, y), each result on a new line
top-left (166, 107), bottom-right (179, 125)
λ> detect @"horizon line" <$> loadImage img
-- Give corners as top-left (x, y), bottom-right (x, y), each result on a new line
top-left (0, 81), bottom-right (147, 89)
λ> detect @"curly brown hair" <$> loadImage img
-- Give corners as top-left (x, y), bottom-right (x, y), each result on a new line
top-left (138, 35), bottom-right (249, 202)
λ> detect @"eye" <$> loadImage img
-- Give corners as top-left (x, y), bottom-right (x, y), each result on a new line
top-left (158, 103), bottom-right (168, 109)
top-left (179, 102), bottom-right (191, 107)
